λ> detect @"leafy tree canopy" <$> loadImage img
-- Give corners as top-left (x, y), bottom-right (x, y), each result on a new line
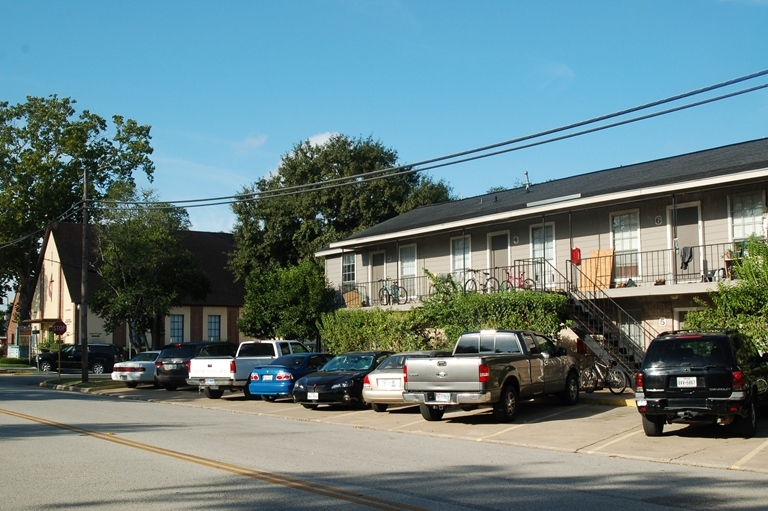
top-left (238, 260), bottom-right (335, 342)
top-left (685, 236), bottom-right (768, 352)
top-left (0, 96), bottom-right (154, 322)
top-left (230, 134), bottom-right (453, 279)
top-left (91, 185), bottom-right (210, 349)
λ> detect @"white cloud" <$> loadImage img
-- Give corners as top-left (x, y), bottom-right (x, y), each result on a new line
top-left (235, 133), bottom-right (267, 154)
top-left (307, 131), bottom-right (337, 147)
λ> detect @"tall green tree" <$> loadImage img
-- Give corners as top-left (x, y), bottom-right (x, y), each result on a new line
top-left (0, 96), bottom-right (154, 324)
top-left (91, 186), bottom-right (211, 349)
top-left (685, 236), bottom-right (768, 352)
top-left (238, 260), bottom-right (335, 342)
top-left (230, 134), bottom-right (453, 279)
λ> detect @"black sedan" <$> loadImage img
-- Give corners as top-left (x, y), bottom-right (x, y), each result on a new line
top-left (292, 351), bottom-right (393, 409)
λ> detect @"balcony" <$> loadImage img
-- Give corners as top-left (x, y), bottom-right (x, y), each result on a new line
top-left (335, 242), bottom-right (740, 308)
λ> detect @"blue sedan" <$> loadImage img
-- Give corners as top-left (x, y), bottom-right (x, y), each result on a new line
top-left (247, 353), bottom-right (333, 401)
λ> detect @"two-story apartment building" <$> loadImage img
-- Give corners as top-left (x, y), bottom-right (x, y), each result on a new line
top-left (8, 222), bottom-right (249, 354)
top-left (317, 138), bottom-right (768, 366)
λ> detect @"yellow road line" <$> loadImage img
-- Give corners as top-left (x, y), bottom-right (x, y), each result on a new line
top-left (585, 429), bottom-right (641, 454)
top-left (0, 407), bottom-right (429, 511)
top-left (731, 437), bottom-right (768, 470)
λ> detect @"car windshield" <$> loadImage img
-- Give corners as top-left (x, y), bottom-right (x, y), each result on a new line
top-left (269, 355), bottom-right (306, 368)
top-left (645, 337), bottom-right (731, 368)
top-left (131, 352), bottom-right (159, 362)
top-left (321, 355), bottom-right (374, 371)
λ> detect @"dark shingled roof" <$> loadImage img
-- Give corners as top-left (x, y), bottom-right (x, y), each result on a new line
top-left (344, 138), bottom-right (768, 242)
top-left (47, 222), bottom-right (244, 306)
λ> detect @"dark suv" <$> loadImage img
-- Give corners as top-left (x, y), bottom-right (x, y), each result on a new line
top-left (635, 330), bottom-right (768, 438)
top-left (155, 342), bottom-right (236, 391)
top-left (36, 343), bottom-right (125, 374)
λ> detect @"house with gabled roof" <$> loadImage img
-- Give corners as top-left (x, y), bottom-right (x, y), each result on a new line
top-left (316, 138), bottom-right (768, 373)
top-left (11, 222), bottom-right (249, 354)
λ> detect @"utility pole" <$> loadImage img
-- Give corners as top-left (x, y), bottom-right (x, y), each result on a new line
top-left (80, 167), bottom-right (89, 382)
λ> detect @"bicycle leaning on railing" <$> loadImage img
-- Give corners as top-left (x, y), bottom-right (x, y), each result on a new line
top-left (580, 355), bottom-right (628, 394)
top-left (501, 266), bottom-right (536, 292)
top-left (378, 278), bottom-right (408, 305)
top-left (464, 268), bottom-right (500, 294)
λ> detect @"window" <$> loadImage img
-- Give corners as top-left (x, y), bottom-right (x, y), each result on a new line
top-left (611, 211), bottom-right (639, 280)
top-left (207, 315), bottom-right (221, 342)
top-left (731, 192), bottom-right (764, 241)
top-left (451, 235), bottom-right (471, 280)
top-left (170, 315), bottom-right (184, 343)
top-left (399, 244), bottom-right (417, 298)
top-left (341, 253), bottom-right (355, 289)
top-left (619, 309), bottom-right (642, 347)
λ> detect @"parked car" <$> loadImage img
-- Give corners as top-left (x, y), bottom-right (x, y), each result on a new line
top-left (635, 330), bottom-right (768, 438)
top-left (36, 343), bottom-right (125, 374)
top-left (247, 353), bottom-right (334, 401)
top-left (111, 351), bottom-right (161, 388)
top-left (292, 351), bottom-right (393, 409)
top-left (362, 350), bottom-right (451, 412)
top-left (155, 342), bottom-right (236, 391)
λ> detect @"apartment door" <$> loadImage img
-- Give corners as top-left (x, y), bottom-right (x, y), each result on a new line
top-left (673, 205), bottom-right (702, 281)
top-left (489, 233), bottom-right (509, 282)
top-left (531, 224), bottom-right (555, 287)
top-left (371, 252), bottom-right (385, 305)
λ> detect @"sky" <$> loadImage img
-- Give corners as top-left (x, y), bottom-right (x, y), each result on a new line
top-left (2, 1), bottom-right (768, 234)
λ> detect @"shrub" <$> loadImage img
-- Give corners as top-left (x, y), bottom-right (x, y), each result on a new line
top-left (0, 357), bottom-right (32, 366)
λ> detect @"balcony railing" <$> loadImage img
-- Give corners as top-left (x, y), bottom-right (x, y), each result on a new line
top-left (334, 241), bottom-right (741, 307)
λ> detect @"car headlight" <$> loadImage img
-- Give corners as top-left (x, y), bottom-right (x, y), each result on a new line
top-left (294, 381), bottom-right (306, 390)
top-left (331, 380), bottom-right (353, 389)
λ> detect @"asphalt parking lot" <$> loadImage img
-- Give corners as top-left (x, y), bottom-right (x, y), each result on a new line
top-left (45, 381), bottom-right (768, 475)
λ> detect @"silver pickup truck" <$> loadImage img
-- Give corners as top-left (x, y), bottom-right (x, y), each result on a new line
top-left (402, 329), bottom-right (580, 422)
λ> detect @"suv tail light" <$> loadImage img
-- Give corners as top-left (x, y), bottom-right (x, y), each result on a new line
top-left (363, 375), bottom-right (371, 388)
top-left (479, 364), bottom-right (490, 383)
top-left (732, 370), bottom-right (745, 391)
top-left (183, 360), bottom-right (191, 373)
top-left (155, 361), bottom-right (162, 368)
top-left (635, 372), bottom-right (644, 392)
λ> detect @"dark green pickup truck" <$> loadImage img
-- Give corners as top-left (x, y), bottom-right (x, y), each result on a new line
top-left (402, 329), bottom-right (580, 422)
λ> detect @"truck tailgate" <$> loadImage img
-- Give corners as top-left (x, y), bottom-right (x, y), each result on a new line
top-left (405, 357), bottom-right (484, 392)
top-left (188, 358), bottom-right (233, 378)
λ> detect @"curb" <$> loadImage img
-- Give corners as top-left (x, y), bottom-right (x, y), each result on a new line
top-left (579, 390), bottom-right (636, 407)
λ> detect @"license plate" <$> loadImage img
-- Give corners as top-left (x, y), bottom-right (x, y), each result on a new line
top-left (165, 364), bottom-right (178, 370)
top-left (435, 392), bottom-right (451, 402)
top-left (119, 375), bottom-right (127, 380)
top-left (263, 375), bottom-right (273, 381)
top-left (677, 376), bottom-right (697, 388)
top-left (307, 392), bottom-right (319, 400)
top-left (378, 379), bottom-right (398, 389)
top-left (206, 379), bottom-right (216, 385)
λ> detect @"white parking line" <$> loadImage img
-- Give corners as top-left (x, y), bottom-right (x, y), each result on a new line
top-left (731, 437), bottom-right (768, 470)
top-left (477, 405), bottom-right (586, 441)
top-left (585, 429), bottom-right (641, 454)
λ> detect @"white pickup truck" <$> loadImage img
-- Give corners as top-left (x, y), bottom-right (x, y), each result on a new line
top-left (186, 340), bottom-right (311, 399)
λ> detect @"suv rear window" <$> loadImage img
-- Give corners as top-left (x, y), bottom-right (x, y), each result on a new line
top-left (643, 336), bottom-right (732, 368)
top-left (159, 346), bottom-right (196, 359)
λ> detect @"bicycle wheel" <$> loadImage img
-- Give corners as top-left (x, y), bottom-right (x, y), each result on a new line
top-left (522, 278), bottom-right (536, 290)
top-left (607, 369), bottom-right (627, 394)
top-left (580, 367), bottom-right (597, 393)
top-left (486, 277), bottom-right (500, 294)
top-left (378, 287), bottom-right (389, 306)
top-left (464, 278), bottom-right (478, 293)
top-left (502, 280), bottom-right (514, 292)
top-left (396, 285), bottom-right (408, 304)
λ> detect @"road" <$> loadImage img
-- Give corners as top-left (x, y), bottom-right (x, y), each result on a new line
top-left (1, 374), bottom-right (767, 511)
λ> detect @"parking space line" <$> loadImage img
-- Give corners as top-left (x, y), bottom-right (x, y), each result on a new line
top-left (584, 429), bottom-right (641, 454)
top-left (731, 437), bottom-right (768, 470)
top-left (475, 405), bottom-right (584, 441)
top-left (389, 418), bottom-right (426, 430)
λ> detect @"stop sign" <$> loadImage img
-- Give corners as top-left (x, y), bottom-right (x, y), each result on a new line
top-left (51, 320), bottom-right (67, 335)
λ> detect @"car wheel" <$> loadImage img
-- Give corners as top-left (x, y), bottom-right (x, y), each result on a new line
top-left (204, 387), bottom-right (224, 399)
top-left (243, 385), bottom-right (254, 400)
top-left (735, 400), bottom-right (757, 438)
top-left (164, 385), bottom-right (178, 391)
top-left (90, 362), bottom-right (106, 374)
top-left (493, 384), bottom-right (519, 423)
top-left (641, 414), bottom-right (665, 436)
top-left (301, 403), bottom-right (318, 410)
top-left (372, 403), bottom-right (388, 413)
top-left (39, 361), bottom-right (52, 372)
top-left (420, 404), bottom-right (444, 421)
top-left (262, 396), bottom-right (276, 402)
top-left (125, 382), bottom-right (138, 389)
top-left (559, 372), bottom-right (580, 405)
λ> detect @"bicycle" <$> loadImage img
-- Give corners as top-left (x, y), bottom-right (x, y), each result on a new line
top-left (378, 278), bottom-right (408, 305)
top-left (464, 269), bottom-right (500, 294)
top-left (580, 356), bottom-right (627, 394)
top-left (501, 267), bottom-right (536, 292)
